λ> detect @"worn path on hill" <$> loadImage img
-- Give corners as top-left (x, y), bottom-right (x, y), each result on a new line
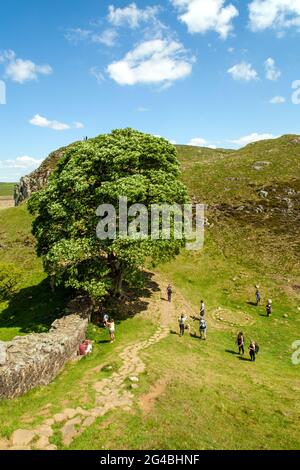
top-left (0, 279), bottom-right (179, 450)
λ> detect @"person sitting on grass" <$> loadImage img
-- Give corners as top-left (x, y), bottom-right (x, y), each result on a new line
top-left (79, 340), bottom-right (93, 356)
top-left (199, 317), bottom-right (207, 340)
top-left (105, 318), bottom-right (115, 343)
top-left (236, 331), bottom-right (245, 355)
top-left (266, 299), bottom-right (272, 317)
top-left (178, 314), bottom-right (188, 337)
top-left (85, 339), bottom-right (93, 354)
top-left (79, 341), bottom-right (87, 356)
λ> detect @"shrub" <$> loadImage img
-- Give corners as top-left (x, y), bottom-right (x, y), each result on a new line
top-left (0, 263), bottom-right (22, 300)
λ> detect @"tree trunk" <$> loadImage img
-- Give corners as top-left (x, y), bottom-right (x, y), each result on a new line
top-left (108, 254), bottom-right (123, 297)
top-left (50, 276), bottom-right (55, 293)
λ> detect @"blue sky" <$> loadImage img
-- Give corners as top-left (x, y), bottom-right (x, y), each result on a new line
top-left (0, 0), bottom-right (300, 181)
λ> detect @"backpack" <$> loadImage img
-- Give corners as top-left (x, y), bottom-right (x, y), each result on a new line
top-left (255, 344), bottom-right (260, 354)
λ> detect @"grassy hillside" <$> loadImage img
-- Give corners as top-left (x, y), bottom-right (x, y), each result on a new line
top-left (0, 182), bottom-right (15, 197)
top-left (0, 205), bottom-right (69, 341)
top-left (0, 135), bottom-right (299, 450)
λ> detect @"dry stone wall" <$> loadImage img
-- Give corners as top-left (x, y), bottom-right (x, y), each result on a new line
top-left (0, 313), bottom-right (88, 400)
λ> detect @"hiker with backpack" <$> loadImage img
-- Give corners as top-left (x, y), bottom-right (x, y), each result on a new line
top-left (255, 286), bottom-right (261, 306)
top-left (249, 339), bottom-right (259, 361)
top-left (199, 317), bottom-right (207, 340)
top-left (236, 331), bottom-right (245, 355)
top-left (167, 284), bottom-right (173, 302)
top-left (178, 314), bottom-right (188, 337)
top-left (266, 299), bottom-right (272, 317)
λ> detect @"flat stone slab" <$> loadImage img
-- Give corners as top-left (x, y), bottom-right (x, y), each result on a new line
top-left (35, 424), bottom-right (53, 437)
top-left (11, 429), bottom-right (36, 446)
top-left (34, 435), bottom-right (49, 450)
top-left (53, 413), bottom-right (66, 423)
top-left (0, 438), bottom-right (10, 450)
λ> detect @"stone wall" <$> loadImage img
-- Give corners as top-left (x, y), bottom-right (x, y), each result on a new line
top-left (0, 313), bottom-right (88, 400)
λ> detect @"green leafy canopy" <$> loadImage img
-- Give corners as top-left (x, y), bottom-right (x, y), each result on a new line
top-left (28, 128), bottom-right (189, 300)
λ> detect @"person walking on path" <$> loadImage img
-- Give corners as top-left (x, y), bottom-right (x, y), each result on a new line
top-left (167, 284), bottom-right (173, 302)
top-left (199, 317), bottom-right (207, 340)
top-left (178, 314), bottom-right (188, 337)
top-left (200, 300), bottom-right (205, 318)
top-left (105, 318), bottom-right (115, 343)
top-left (255, 286), bottom-right (261, 306)
top-left (249, 339), bottom-right (257, 361)
top-left (266, 299), bottom-right (272, 317)
top-left (236, 331), bottom-right (245, 355)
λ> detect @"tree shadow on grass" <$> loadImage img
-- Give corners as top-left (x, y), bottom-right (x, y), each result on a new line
top-left (103, 271), bottom-right (161, 322)
top-left (0, 278), bottom-right (71, 335)
top-left (0, 271), bottom-right (161, 337)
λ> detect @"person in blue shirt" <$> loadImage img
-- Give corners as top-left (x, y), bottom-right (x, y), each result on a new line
top-left (255, 286), bottom-right (261, 306)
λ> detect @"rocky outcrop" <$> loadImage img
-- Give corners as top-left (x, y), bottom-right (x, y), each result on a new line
top-left (0, 310), bottom-right (89, 400)
top-left (14, 144), bottom-right (75, 206)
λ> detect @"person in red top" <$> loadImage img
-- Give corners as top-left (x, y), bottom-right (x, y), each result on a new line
top-left (79, 341), bottom-right (87, 356)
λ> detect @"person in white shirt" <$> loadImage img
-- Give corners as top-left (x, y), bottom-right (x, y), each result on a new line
top-left (178, 314), bottom-right (188, 337)
top-left (105, 318), bottom-right (115, 343)
top-left (199, 318), bottom-right (207, 340)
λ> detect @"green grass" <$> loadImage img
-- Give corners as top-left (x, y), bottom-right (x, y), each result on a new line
top-left (0, 182), bottom-right (15, 197)
top-left (0, 205), bottom-right (69, 341)
top-left (0, 135), bottom-right (300, 449)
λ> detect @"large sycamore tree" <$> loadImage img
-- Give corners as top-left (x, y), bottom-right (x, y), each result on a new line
top-left (29, 129), bottom-right (189, 301)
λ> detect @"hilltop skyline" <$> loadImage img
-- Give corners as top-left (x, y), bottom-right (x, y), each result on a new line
top-left (1, 0), bottom-right (300, 181)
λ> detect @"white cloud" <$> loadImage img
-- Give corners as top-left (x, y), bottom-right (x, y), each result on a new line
top-left (90, 67), bottom-right (105, 84)
top-left (264, 57), bottom-right (281, 80)
top-left (270, 95), bottom-right (286, 104)
top-left (74, 121), bottom-right (85, 129)
top-left (1, 51), bottom-right (52, 84)
top-left (227, 62), bottom-right (258, 81)
top-left (249, 0), bottom-right (300, 33)
top-left (108, 3), bottom-right (160, 28)
top-left (29, 114), bottom-right (84, 131)
top-left (171, 0), bottom-right (239, 39)
top-left (0, 156), bottom-right (43, 169)
top-left (187, 138), bottom-right (217, 148)
top-left (107, 39), bottom-right (194, 87)
top-left (91, 29), bottom-right (118, 47)
top-left (136, 107), bottom-right (149, 112)
top-left (188, 137), bottom-right (208, 146)
top-left (65, 28), bottom-right (91, 44)
top-left (230, 132), bottom-right (278, 146)
top-left (30, 114), bottom-right (70, 131)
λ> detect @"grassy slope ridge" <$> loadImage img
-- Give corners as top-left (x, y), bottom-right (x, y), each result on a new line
top-left (0, 183), bottom-right (15, 197)
top-left (0, 135), bottom-right (299, 449)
